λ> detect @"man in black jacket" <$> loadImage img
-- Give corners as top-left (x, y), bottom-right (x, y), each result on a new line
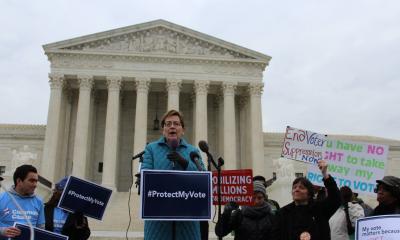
top-left (272, 160), bottom-right (341, 240)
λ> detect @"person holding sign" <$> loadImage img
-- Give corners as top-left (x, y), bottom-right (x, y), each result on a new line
top-left (44, 177), bottom-right (90, 240)
top-left (272, 160), bottom-right (341, 240)
top-left (0, 164), bottom-right (45, 239)
top-left (372, 175), bottom-right (400, 216)
top-left (215, 180), bottom-right (275, 240)
top-left (141, 109), bottom-right (206, 240)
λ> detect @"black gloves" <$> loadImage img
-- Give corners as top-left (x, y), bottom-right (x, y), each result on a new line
top-left (223, 201), bottom-right (239, 214)
top-left (167, 151), bottom-right (188, 169)
top-left (222, 201), bottom-right (242, 230)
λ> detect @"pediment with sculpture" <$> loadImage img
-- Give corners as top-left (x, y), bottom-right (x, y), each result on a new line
top-left (61, 26), bottom-right (255, 60)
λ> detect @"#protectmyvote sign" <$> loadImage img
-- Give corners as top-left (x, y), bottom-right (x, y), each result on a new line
top-left (11, 223), bottom-right (68, 240)
top-left (58, 176), bottom-right (112, 220)
top-left (141, 170), bottom-right (212, 221)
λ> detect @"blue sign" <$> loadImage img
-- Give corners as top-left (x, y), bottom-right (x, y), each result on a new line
top-left (141, 170), bottom-right (212, 220)
top-left (58, 176), bottom-right (112, 220)
top-left (11, 223), bottom-right (68, 240)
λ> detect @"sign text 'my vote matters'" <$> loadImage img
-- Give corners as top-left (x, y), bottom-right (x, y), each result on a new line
top-left (212, 169), bottom-right (253, 206)
top-left (141, 170), bottom-right (212, 221)
top-left (281, 126), bottom-right (326, 164)
top-left (356, 215), bottom-right (400, 240)
top-left (307, 139), bottom-right (388, 195)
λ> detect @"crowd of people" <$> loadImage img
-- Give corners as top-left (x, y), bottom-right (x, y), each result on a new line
top-left (0, 165), bottom-right (90, 240)
top-left (1, 109), bottom-right (399, 240)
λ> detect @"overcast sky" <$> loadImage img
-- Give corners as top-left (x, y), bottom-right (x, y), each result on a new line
top-left (1, 0), bottom-right (399, 140)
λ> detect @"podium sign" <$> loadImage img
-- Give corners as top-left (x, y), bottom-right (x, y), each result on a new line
top-left (141, 170), bottom-right (212, 220)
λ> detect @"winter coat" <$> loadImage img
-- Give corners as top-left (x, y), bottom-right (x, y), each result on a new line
top-left (215, 201), bottom-right (275, 240)
top-left (272, 176), bottom-right (341, 240)
top-left (141, 137), bottom-right (205, 240)
top-left (329, 202), bottom-right (364, 240)
top-left (372, 202), bottom-right (400, 216)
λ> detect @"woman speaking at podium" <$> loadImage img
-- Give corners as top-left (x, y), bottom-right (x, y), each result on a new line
top-left (141, 109), bottom-right (205, 240)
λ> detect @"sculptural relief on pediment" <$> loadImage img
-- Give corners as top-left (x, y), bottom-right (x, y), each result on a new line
top-left (62, 27), bottom-right (254, 59)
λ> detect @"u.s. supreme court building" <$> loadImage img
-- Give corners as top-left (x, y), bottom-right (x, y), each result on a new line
top-left (1, 20), bottom-right (399, 239)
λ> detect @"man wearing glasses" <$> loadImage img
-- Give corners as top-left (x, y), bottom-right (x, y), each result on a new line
top-left (141, 109), bottom-right (205, 240)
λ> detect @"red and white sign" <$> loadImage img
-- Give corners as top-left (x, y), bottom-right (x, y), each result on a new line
top-left (212, 169), bottom-right (253, 206)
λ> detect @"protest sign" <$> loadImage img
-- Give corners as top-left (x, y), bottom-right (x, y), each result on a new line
top-left (140, 170), bottom-right (212, 221)
top-left (58, 176), bottom-right (112, 220)
top-left (281, 126), bottom-right (326, 164)
top-left (307, 139), bottom-right (388, 195)
top-left (356, 215), bottom-right (400, 240)
top-left (12, 223), bottom-right (68, 240)
top-left (212, 169), bottom-right (253, 205)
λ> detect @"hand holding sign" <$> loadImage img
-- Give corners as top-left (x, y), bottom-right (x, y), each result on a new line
top-left (2, 226), bottom-right (21, 238)
top-left (317, 160), bottom-right (329, 179)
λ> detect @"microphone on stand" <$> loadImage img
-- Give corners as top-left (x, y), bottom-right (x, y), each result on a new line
top-left (167, 139), bottom-right (179, 169)
top-left (190, 151), bottom-right (203, 171)
top-left (198, 140), bottom-right (223, 240)
top-left (132, 150), bottom-right (145, 160)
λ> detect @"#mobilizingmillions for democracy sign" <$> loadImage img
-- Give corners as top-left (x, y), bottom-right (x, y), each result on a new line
top-left (281, 126), bottom-right (326, 164)
top-left (212, 169), bottom-right (253, 206)
top-left (141, 170), bottom-right (212, 221)
top-left (307, 139), bottom-right (388, 196)
top-left (356, 215), bottom-right (400, 240)
top-left (58, 176), bottom-right (113, 220)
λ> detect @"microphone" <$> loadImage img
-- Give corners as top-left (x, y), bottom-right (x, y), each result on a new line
top-left (190, 151), bottom-right (203, 171)
top-left (168, 139), bottom-right (179, 168)
top-left (132, 150), bottom-right (145, 160)
top-left (218, 157), bottom-right (225, 167)
top-left (198, 140), bottom-right (209, 154)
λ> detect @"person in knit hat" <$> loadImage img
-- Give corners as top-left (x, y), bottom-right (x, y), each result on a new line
top-left (44, 177), bottom-right (90, 240)
top-left (215, 180), bottom-right (275, 240)
top-left (253, 175), bottom-right (280, 214)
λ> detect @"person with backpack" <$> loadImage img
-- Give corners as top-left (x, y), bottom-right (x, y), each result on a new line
top-left (329, 186), bottom-right (364, 240)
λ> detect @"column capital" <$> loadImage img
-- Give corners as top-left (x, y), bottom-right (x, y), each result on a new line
top-left (248, 82), bottom-right (264, 96)
top-left (222, 82), bottom-right (237, 96)
top-left (238, 95), bottom-right (249, 109)
top-left (48, 73), bottom-right (65, 90)
top-left (166, 78), bottom-right (182, 92)
top-left (106, 76), bottom-right (122, 91)
top-left (77, 75), bottom-right (94, 90)
top-left (193, 81), bottom-right (210, 95)
top-left (135, 77), bottom-right (151, 93)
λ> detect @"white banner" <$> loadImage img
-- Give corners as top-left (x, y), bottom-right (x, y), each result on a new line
top-left (281, 126), bottom-right (326, 164)
top-left (307, 139), bottom-right (388, 196)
